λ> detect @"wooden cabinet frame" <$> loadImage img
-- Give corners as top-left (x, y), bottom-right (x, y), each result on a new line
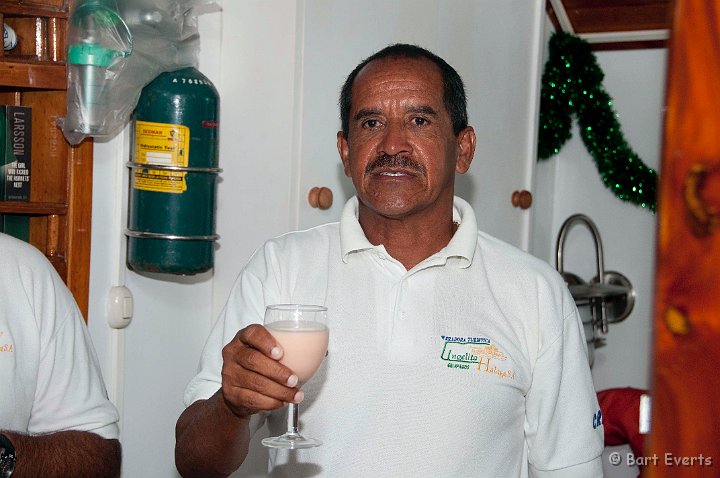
top-left (1, 0), bottom-right (93, 318)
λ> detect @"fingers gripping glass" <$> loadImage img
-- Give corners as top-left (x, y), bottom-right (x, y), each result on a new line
top-left (262, 304), bottom-right (329, 449)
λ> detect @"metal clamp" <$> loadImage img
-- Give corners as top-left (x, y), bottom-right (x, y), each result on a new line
top-left (124, 229), bottom-right (219, 241)
top-left (126, 161), bottom-right (223, 174)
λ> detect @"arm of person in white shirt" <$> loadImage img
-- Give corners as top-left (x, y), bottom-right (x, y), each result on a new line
top-left (525, 309), bottom-right (604, 477)
top-left (175, 325), bottom-right (302, 478)
top-left (2, 430), bottom-right (120, 478)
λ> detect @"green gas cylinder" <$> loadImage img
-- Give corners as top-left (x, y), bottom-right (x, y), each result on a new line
top-left (126, 67), bottom-right (220, 274)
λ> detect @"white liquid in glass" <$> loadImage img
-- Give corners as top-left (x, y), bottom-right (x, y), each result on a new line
top-left (266, 319), bottom-right (329, 383)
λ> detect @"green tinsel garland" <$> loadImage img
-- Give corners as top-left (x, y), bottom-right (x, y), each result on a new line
top-left (537, 31), bottom-right (658, 212)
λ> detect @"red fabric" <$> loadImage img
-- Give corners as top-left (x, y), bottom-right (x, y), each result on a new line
top-left (597, 387), bottom-right (648, 475)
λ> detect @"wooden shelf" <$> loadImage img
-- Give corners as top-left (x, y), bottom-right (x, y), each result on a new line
top-left (0, 201), bottom-right (68, 215)
top-left (0, 2), bottom-right (67, 18)
top-left (0, 59), bottom-right (67, 89)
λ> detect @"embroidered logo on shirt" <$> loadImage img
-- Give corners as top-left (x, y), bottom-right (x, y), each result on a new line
top-left (440, 336), bottom-right (515, 380)
top-left (0, 330), bottom-right (13, 353)
top-left (593, 409), bottom-right (603, 429)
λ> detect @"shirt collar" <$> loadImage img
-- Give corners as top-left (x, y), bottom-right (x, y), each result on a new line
top-left (340, 196), bottom-right (376, 261)
top-left (445, 196), bottom-right (477, 268)
top-left (340, 196), bottom-right (477, 268)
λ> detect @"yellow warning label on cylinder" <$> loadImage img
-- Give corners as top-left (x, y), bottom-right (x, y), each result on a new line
top-left (133, 121), bottom-right (190, 193)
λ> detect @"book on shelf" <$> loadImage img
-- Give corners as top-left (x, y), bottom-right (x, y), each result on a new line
top-left (1, 105), bottom-right (32, 241)
top-left (1, 105), bottom-right (32, 201)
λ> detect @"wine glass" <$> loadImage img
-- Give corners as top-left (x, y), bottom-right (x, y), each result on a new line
top-left (262, 304), bottom-right (329, 449)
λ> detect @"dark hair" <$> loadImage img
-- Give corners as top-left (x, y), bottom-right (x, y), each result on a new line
top-left (339, 43), bottom-right (468, 138)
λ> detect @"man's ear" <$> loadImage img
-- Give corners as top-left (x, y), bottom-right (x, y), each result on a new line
top-left (455, 126), bottom-right (476, 174)
top-left (337, 131), bottom-right (351, 177)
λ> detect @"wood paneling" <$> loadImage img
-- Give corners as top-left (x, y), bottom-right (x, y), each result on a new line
top-left (561, 0), bottom-right (672, 33)
top-left (547, 0), bottom-right (673, 50)
top-left (647, 0), bottom-right (720, 475)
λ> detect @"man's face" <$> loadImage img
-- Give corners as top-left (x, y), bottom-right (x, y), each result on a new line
top-left (337, 56), bottom-right (475, 222)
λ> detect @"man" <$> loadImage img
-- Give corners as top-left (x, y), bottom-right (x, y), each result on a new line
top-left (175, 43), bottom-right (603, 477)
top-left (0, 233), bottom-right (121, 477)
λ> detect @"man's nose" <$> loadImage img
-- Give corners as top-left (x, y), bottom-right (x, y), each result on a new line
top-left (377, 122), bottom-right (412, 156)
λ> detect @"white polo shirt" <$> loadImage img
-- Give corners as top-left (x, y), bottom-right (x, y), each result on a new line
top-left (185, 197), bottom-right (604, 477)
top-left (0, 233), bottom-right (119, 440)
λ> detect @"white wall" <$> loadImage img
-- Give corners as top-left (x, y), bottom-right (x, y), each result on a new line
top-left (531, 46), bottom-right (667, 478)
top-left (86, 2), bottom-right (666, 477)
top-left (532, 46), bottom-right (667, 389)
top-left (293, 0), bottom-right (543, 249)
top-left (87, 6), bottom-right (227, 478)
top-left (90, 2), bottom-right (303, 475)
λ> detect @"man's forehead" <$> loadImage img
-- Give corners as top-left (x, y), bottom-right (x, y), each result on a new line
top-left (357, 55), bottom-right (440, 80)
top-left (352, 56), bottom-right (443, 101)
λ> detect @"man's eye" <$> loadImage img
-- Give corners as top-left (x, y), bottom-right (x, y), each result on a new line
top-left (412, 117), bottom-right (428, 126)
top-left (363, 119), bottom-right (381, 128)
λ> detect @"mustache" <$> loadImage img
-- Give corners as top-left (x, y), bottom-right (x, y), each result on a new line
top-left (365, 154), bottom-right (426, 174)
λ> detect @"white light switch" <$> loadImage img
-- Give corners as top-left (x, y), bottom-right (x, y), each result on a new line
top-left (108, 286), bottom-right (134, 329)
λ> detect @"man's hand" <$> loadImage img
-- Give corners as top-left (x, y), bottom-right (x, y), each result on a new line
top-left (220, 324), bottom-right (303, 419)
top-left (176, 324), bottom-right (303, 477)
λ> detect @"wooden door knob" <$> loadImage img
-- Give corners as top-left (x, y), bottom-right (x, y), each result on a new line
top-left (308, 187), bottom-right (334, 210)
top-left (511, 190), bottom-right (533, 209)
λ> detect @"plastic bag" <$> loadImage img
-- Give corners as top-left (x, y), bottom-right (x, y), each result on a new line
top-left (59, 0), bottom-right (220, 145)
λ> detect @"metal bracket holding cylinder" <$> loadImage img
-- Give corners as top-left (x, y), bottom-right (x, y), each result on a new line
top-left (555, 214), bottom-right (636, 334)
top-left (124, 230), bottom-right (220, 241)
top-left (126, 162), bottom-right (223, 174)
top-left (124, 162), bottom-right (223, 242)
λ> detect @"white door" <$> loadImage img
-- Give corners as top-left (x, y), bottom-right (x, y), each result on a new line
top-left (293, 0), bottom-right (544, 250)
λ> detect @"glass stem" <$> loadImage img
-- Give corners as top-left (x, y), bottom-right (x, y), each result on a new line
top-left (287, 403), bottom-right (300, 435)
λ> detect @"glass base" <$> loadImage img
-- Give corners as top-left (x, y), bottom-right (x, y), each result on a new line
top-left (262, 432), bottom-right (322, 449)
